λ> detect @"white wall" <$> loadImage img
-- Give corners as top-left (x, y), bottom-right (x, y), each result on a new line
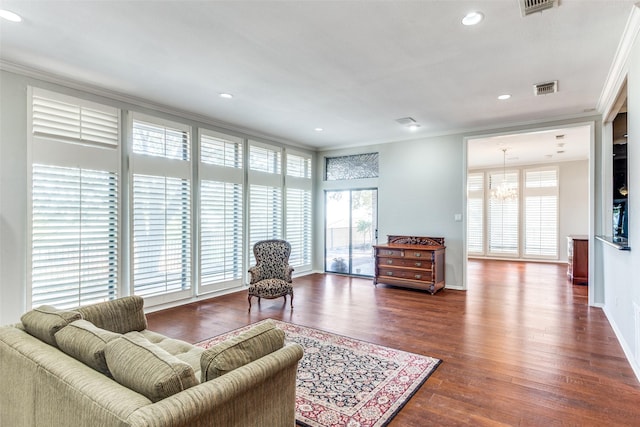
top-left (559, 160), bottom-right (590, 261)
top-left (601, 5), bottom-right (640, 379)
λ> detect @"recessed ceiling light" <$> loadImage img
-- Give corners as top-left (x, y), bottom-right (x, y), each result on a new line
top-left (219, 93), bottom-right (233, 99)
top-left (408, 124), bottom-right (420, 131)
top-left (0, 9), bottom-right (22, 22)
top-left (497, 94), bottom-right (511, 100)
top-left (462, 11), bottom-right (484, 26)
top-left (314, 127), bottom-right (324, 132)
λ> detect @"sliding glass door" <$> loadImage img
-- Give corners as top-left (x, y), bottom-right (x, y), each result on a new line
top-left (325, 189), bottom-right (377, 276)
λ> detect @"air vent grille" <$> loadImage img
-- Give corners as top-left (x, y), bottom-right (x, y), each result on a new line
top-left (534, 81), bottom-right (558, 96)
top-left (395, 117), bottom-right (416, 125)
top-left (520, 0), bottom-right (555, 16)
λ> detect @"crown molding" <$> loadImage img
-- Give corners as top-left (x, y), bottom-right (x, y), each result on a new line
top-left (0, 60), bottom-right (315, 152)
top-left (597, 3), bottom-right (640, 117)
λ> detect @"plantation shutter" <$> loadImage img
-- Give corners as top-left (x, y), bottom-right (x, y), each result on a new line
top-left (488, 170), bottom-right (519, 255)
top-left (285, 152), bottom-right (312, 270)
top-left (248, 141), bottom-right (283, 264)
top-left (524, 168), bottom-right (558, 258)
top-left (29, 88), bottom-right (120, 309)
top-left (467, 172), bottom-right (484, 254)
top-left (199, 130), bottom-right (244, 292)
top-left (32, 88), bottom-right (119, 147)
top-left (131, 114), bottom-right (192, 300)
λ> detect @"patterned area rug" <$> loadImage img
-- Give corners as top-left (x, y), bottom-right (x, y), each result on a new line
top-left (196, 319), bottom-right (441, 427)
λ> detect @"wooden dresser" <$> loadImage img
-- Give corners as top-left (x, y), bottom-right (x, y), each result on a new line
top-left (567, 235), bottom-right (588, 285)
top-left (373, 235), bottom-right (446, 294)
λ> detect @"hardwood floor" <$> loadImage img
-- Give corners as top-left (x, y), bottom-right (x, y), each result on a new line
top-left (146, 259), bottom-right (640, 426)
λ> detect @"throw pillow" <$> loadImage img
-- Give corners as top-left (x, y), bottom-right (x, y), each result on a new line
top-left (201, 320), bottom-right (285, 382)
top-left (77, 296), bottom-right (147, 334)
top-left (55, 319), bottom-right (121, 375)
top-left (20, 305), bottom-right (82, 347)
top-left (105, 332), bottom-right (198, 402)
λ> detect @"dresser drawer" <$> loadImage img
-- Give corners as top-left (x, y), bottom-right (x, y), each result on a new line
top-left (402, 250), bottom-right (431, 260)
top-left (378, 257), bottom-right (431, 269)
top-left (376, 248), bottom-right (404, 257)
top-left (378, 267), bottom-right (433, 282)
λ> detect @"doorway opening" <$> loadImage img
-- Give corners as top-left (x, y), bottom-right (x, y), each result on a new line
top-left (324, 189), bottom-right (378, 276)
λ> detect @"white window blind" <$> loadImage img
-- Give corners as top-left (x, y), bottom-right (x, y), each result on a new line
top-left (250, 143), bottom-right (281, 174)
top-left (285, 152), bottom-right (312, 268)
top-left (249, 185), bottom-right (283, 261)
top-left (31, 165), bottom-right (119, 309)
top-left (132, 175), bottom-right (191, 296)
top-left (131, 115), bottom-right (191, 299)
top-left (32, 88), bottom-right (119, 147)
top-left (199, 130), bottom-right (244, 291)
top-left (467, 172), bottom-right (484, 254)
top-left (286, 153), bottom-right (312, 179)
top-left (132, 118), bottom-right (190, 160)
top-left (29, 88), bottom-right (120, 310)
top-left (524, 168), bottom-right (558, 257)
top-left (248, 142), bottom-right (283, 263)
top-left (488, 171), bottom-right (519, 255)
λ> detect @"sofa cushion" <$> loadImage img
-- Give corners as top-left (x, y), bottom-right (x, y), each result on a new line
top-left (54, 319), bottom-right (121, 375)
top-left (20, 306), bottom-right (82, 347)
top-left (105, 332), bottom-right (198, 402)
top-left (77, 296), bottom-right (147, 334)
top-left (201, 320), bottom-right (285, 382)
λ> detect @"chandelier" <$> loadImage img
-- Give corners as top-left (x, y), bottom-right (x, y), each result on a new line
top-left (491, 148), bottom-right (517, 201)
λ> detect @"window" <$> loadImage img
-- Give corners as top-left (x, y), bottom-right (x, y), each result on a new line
top-left (248, 142), bottom-right (283, 263)
top-left (199, 130), bottom-right (244, 292)
top-left (524, 168), bottom-right (558, 257)
top-left (467, 172), bottom-right (484, 254)
top-left (468, 166), bottom-right (559, 260)
top-left (488, 170), bottom-right (519, 255)
top-left (131, 114), bottom-right (191, 299)
top-left (286, 152), bottom-right (312, 269)
top-left (325, 153), bottom-right (378, 180)
top-left (29, 88), bottom-right (120, 308)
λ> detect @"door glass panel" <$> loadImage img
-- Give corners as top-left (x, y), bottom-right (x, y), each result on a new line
top-left (325, 189), bottom-right (377, 276)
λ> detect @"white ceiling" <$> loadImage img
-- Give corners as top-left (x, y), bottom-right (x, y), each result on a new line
top-left (0, 0), bottom-right (635, 154)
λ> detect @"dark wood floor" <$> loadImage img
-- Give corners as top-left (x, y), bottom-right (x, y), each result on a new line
top-left (146, 259), bottom-right (640, 426)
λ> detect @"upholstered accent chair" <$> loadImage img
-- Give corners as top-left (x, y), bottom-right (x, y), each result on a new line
top-left (248, 239), bottom-right (294, 311)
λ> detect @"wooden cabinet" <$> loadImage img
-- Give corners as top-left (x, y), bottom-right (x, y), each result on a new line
top-left (567, 235), bottom-right (588, 285)
top-left (373, 235), bottom-right (445, 294)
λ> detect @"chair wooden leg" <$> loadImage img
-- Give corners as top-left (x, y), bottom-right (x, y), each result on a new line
top-left (289, 291), bottom-right (293, 309)
top-left (248, 295), bottom-right (252, 312)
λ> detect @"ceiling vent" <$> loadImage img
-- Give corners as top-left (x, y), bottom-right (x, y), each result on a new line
top-left (533, 81), bottom-right (558, 96)
top-left (520, 0), bottom-right (556, 17)
top-left (395, 117), bottom-right (416, 125)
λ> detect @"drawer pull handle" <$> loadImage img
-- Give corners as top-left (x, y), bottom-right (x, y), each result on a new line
top-left (386, 271), bottom-right (394, 276)
top-left (385, 251), bottom-right (394, 255)
top-left (414, 252), bottom-right (421, 257)
top-left (415, 274), bottom-right (422, 279)
top-left (386, 260), bottom-right (393, 264)
top-left (415, 262), bottom-right (422, 267)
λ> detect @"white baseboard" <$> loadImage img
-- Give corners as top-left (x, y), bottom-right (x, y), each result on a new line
top-left (603, 305), bottom-right (640, 383)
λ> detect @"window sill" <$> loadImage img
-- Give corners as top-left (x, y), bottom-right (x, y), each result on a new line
top-left (595, 235), bottom-right (631, 251)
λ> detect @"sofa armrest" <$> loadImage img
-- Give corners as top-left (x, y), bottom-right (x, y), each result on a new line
top-left (126, 343), bottom-right (304, 427)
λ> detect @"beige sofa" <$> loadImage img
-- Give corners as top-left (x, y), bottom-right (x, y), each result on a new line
top-left (0, 296), bottom-right (303, 427)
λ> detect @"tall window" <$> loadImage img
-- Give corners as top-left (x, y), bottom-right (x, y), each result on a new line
top-left (29, 88), bottom-right (120, 308)
top-left (488, 170), bottom-right (519, 255)
top-left (468, 166), bottom-right (559, 260)
top-left (131, 114), bottom-right (191, 299)
top-left (524, 168), bottom-right (558, 257)
top-left (248, 142), bottom-right (283, 263)
top-left (286, 152), bottom-right (312, 270)
top-left (467, 172), bottom-right (484, 254)
top-left (199, 130), bottom-right (244, 292)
